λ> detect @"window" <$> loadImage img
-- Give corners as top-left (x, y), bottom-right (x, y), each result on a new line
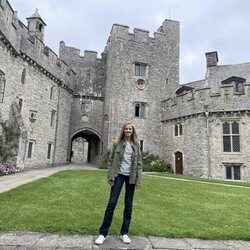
top-left (18, 98), bottom-right (23, 112)
top-left (235, 82), bottom-right (244, 93)
top-left (29, 110), bottom-right (37, 122)
top-left (140, 140), bottom-right (144, 152)
top-left (50, 87), bottom-right (54, 100)
top-left (135, 103), bottom-right (145, 118)
top-left (47, 143), bottom-right (52, 159)
top-left (21, 68), bottom-right (26, 84)
top-left (225, 165), bottom-right (241, 180)
top-left (135, 63), bottom-right (146, 77)
top-left (0, 71), bottom-right (6, 103)
top-left (174, 124), bottom-right (183, 136)
top-left (81, 102), bottom-right (92, 112)
top-left (223, 121), bottom-right (240, 152)
top-left (27, 141), bottom-right (34, 158)
top-left (50, 110), bottom-right (56, 127)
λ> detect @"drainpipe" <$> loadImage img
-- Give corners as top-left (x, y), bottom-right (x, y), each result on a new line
top-left (205, 110), bottom-right (211, 178)
top-left (52, 84), bottom-right (61, 165)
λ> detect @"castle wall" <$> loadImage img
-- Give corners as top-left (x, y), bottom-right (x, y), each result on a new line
top-left (162, 116), bottom-right (209, 177)
top-left (209, 113), bottom-right (250, 181)
top-left (0, 0), bottom-right (74, 169)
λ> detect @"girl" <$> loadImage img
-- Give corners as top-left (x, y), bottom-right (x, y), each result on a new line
top-left (95, 122), bottom-right (143, 245)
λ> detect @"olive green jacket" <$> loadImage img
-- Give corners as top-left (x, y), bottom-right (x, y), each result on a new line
top-left (107, 140), bottom-right (143, 185)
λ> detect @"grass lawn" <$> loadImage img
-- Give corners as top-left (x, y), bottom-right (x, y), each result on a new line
top-left (0, 170), bottom-right (249, 240)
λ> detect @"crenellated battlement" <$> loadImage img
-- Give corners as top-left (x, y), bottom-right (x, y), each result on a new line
top-left (108, 19), bottom-right (179, 46)
top-left (0, 1), bottom-right (75, 92)
top-left (162, 83), bottom-right (250, 121)
top-left (59, 41), bottom-right (105, 65)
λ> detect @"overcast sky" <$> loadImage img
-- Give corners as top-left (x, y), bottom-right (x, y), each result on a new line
top-left (9, 0), bottom-right (250, 84)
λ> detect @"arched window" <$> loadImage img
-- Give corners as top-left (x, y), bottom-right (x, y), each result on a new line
top-left (0, 70), bottom-right (6, 103)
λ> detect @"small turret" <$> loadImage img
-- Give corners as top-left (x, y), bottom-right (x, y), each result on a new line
top-left (26, 9), bottom-right (46, 42)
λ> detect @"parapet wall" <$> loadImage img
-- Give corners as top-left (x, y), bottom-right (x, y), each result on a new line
top-left (162, 83), bottom-right (250, 121)
top-left (107, 20), bottom-right (179, 48)
top-left (0, 0), bottom-right (75, 91)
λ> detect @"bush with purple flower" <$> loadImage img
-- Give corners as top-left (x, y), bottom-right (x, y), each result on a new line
top-left (0, 163), bottom-right (18, 176)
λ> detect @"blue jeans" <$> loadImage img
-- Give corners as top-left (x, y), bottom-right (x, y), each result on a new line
top-left (99, 174), bottom-right (135, 237)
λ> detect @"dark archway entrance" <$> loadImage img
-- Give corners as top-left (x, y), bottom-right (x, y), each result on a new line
top-left (70, 128), bottom-right (101, 164)
top-left (175, 151), bottom-right (183, 174)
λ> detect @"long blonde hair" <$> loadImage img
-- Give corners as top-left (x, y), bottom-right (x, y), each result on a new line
top-left (114, 122), bottom-right (138, 145)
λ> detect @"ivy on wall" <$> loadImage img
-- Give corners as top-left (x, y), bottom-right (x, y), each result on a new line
top-left (0, 120), bottom-right (20, 163)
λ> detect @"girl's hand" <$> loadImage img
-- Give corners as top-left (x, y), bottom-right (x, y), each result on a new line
top-left (108, 180), bottom-right (114, 186)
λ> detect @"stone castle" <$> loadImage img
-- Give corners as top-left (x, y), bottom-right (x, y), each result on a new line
top-left (0, 0), bottom-right (249, 181)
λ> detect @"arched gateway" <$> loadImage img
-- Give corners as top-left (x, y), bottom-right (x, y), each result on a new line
top-left (70, 128), bottom-right (102, 164)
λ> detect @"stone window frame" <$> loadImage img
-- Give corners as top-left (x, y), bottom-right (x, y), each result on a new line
top-left (174, 123), bottom-right (183, 137)
top-left (134, 102), bottom-right (146, 118)
top-left (27, 140), bottom-right (36, 159)
top-left (50, 86), bottom-right (55, 100)
top-left (134, 62), bottom-right (147, 77)
top-left (21, 68), bottom-right (26, 84)
top-left (29, 110), bottom-right (37, 122)
top-left (222, 119), bottom-right (241, 153)
top-left (50, 110), bottom-right (56, 127)
top-left (221, 76), bottom-right (245, 95)
top-left (140, 140), bottom-right (144, 152)
top-left (223, 163), bottom-right (242, 180)
top-left (0, 70), bottom-right (6, 103)
top-left (81, 102), bottom-right (92, 113)
top-left (47, 142), bottom-right (53, 160)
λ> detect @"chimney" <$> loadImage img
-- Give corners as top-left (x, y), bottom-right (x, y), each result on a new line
top-left (205, 51), bottom-right (218, 67)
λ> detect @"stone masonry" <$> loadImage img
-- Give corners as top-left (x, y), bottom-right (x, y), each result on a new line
top-left (0, 0), bottom-right (249, 181)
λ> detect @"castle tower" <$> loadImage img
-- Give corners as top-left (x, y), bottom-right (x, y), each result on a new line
top-left (26, 9), bottom-right (46, 42)
top-left (103, 19), bottom-right (180, 154)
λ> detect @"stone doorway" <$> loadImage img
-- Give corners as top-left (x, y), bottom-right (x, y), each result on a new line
top-left (70, 128), bottom-right (101, 164)
top-left (175, 151), bottom-right (183, 174)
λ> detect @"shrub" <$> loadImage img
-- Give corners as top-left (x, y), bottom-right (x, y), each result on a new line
top-left (98, 150), bottom-right (172, 172)
top-left (99, 150), bottom-right (110, 169)
top-left (0, 163), bottom-right (18, 176)
top-left (142, 152), bottom-right (172, 172)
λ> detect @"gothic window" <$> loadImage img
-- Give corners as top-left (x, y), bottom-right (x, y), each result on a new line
top-left (225, 165), bottom-right (241, 180)
top-left (0, 70), bottom-right (6, 103)
top-left (223, 121), bottom-right (240, 152)
top-left (21, 68), bottom-right (26, 84)
top-left (134, 63), bottom-right (146, 77)
top-left (135, 103), bottom-right (145, 118)
top-left (50, 110), bottom-right (56, 127)
top-left (47, 143), bottom-right (52, 159)
top-left (174, 124), bottom-right (183, 136)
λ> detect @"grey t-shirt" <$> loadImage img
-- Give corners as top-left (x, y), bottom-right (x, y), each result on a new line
top-left (119, 143), bottom-right (133, 176)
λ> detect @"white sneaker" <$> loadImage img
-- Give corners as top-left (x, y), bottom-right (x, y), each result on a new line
top-left (121, 234), bottom-right (131, 244)
top-left (95, 235), bottom-right (106, 245)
